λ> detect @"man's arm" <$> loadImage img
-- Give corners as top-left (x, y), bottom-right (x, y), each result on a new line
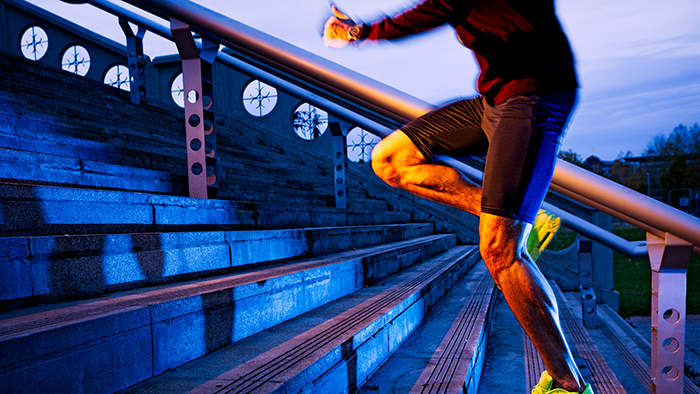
top-left (359, 0), bottom-right (474, 41)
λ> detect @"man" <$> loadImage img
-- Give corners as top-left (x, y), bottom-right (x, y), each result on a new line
top-left (323, 1), bottom-right (592, 393)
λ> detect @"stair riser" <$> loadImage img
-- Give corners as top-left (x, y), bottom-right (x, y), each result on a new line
top-left (0, 323), bottom-right (153, 394)
top-left (364, 236), bottom-right (457, 286)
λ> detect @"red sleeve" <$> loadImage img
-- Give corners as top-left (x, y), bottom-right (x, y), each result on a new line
top-left (360, 0), bottom-right (472, 41)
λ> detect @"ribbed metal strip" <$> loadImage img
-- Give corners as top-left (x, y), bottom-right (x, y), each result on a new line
top-left (599, 322), bottom-right (652, 392)
top-left (552, 285), bottom-right (627, 394)
top-left (414, 272), bottom-right (495, 394)
top-left (422, 274), bottom-right (493, 393)
top-left (205, 247), bottom-right (474, 394)
top-left (523, 330), bottom-right (546, 392)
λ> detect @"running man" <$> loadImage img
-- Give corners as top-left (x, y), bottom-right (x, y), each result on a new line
top-left (323, 1), bottom-right (592, 393)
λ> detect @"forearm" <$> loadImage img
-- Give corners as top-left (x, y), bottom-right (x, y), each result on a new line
top-left (359, 0), bottom-right (469, 41)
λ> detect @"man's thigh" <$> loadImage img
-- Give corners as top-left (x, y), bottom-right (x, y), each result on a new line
top-left (480, 90), bottom-right (577, 224)
top-left (398, 97), bottom-right (488, 162)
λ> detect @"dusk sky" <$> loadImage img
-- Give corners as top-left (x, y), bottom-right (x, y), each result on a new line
top-left (26, 0), bottom-right (700, 160)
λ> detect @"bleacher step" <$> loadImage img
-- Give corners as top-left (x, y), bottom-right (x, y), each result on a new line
top-left (0, 223), bottom-right (434, 309)
top-left (0, 147), bottom-right (175, 193)
top-left (116, 245), bottom-right (480, 394)
top-left (357, 261), bottom-right (496, 394)
top-left (0, 234), bottom-right (458, 394)
top-left (0, 182), bottom-right (413, 236)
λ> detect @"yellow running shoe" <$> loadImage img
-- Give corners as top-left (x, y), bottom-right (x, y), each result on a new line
top-left (532, 371), bottom-right (594, 394)
top-left (527, 209), bottom-right (561, 261)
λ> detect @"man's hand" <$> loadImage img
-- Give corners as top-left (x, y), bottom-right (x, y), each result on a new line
top-left (323, 5), bottom-right (361, 48)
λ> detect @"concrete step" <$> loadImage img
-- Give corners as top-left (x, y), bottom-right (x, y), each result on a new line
top-left (0, 99), bottom-right (381, 209)
top-left (357, 261), bottom-right (497, 394)
top-left (0, 181), bottom-right (413, 237)
top-left (0, 223), bottom-right (435, 310)
top-left (114, 244), bottom-right (481, 394)
top-left (220, 180), bottom-right (389, 210)
top-left (0, 235), bottom-right (464, 394)
top-left (0, 147), bottom-right (177, 194)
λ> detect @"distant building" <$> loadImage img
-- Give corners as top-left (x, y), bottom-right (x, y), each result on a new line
top-left (583, 155), bottom-right (614, 177)
top-left (585, 154), bottom-right (700, 215)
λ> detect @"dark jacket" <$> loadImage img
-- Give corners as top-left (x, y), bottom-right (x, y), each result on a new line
top-left (359, 0), bottom-right (578, 104)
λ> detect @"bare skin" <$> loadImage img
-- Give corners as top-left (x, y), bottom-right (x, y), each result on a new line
top-left (371, 131), bottom-right (586, 393)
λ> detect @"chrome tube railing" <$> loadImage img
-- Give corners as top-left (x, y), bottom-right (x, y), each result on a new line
top-left (73, 0), bottom-right (667, 259)
top-left (110, 0), bottom-right (700, 255)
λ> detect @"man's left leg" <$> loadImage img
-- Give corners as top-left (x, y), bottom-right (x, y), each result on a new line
top-left (479, 213), bottom-right (586, 392)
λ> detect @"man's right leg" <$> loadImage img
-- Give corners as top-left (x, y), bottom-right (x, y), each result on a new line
top-left (372, 130), bottom-right (588, 393)
top-left (371, 130), bottom-right (483, 216)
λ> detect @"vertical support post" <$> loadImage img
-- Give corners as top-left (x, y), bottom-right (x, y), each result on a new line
top-left (646, 232), bottom-right (692, 394)
top-left (119, 19), bottom-right (147, 104)
top-left (578, 235), bottom-right (598, 328)
top-left (0, 1), bottom-right (8, 51)
top-left (199, 37), bottom-right (219, 199)
top-left (170, 18), bottom-right (208, 198)
top-left (328, 115), bottom-right (349, 209)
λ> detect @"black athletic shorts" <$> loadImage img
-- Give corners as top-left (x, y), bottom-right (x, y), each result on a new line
top-left (399, 90), bottom-right (577, 224)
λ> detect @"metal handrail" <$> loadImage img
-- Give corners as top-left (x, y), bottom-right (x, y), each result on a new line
top-left (115, 0), bottom-right (700, 255)
top-left (439, 156), bottom-right (651, 258)
top-left (78, 0), bottom-right (651, 258)
top-left (71, 0), bottom-right (700, 255)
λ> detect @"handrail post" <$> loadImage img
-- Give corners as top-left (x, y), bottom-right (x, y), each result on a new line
top-left (118, 18), bottom-right (147, 104)
top-left (646, 232), bottom-right (692, 394)
top-left (578, 236), bottom-right (598, 328)
top-left (328, 115), bottom-right (350, 209)
top-left (0, 1), bottom-right (8, 51)
top-left (170, 18), bottom-right (219, 198)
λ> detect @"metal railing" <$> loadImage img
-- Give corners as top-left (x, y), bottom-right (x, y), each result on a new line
top-left (60, 1), bottom-right (700, 392)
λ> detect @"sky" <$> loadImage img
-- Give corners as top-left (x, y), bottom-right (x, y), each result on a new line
top-left (25, 0), bottom-right (700, 160)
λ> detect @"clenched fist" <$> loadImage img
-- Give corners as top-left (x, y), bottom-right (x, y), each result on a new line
top-left (323, 5), bottom-right (361, 48)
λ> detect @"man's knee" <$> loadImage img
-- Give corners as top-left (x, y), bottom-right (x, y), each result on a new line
top-left (478, 214), bottom-right (529, 283)
top-left (371, 131), bottom-right (425, 188)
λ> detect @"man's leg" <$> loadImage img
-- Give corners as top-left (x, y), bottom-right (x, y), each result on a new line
top-left (479, 213), bottom-right (586, 392)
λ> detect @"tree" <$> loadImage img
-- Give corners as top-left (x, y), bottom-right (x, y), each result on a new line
top-left (558, 149), bottom-right (583, 166)
top-left (609, 151), bottom-right (648, 194)
top-left (644, 123), bottom-right (700, 157)
top-left (643, 123), bottom-right (700, 190)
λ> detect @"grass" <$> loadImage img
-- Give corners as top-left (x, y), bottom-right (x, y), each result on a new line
top-left (545, 227), bottom-right (578, 251)
top-left (613, 227), bottom-right (700, 317)
top-left (545, 225), bottom-right (700, 317)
